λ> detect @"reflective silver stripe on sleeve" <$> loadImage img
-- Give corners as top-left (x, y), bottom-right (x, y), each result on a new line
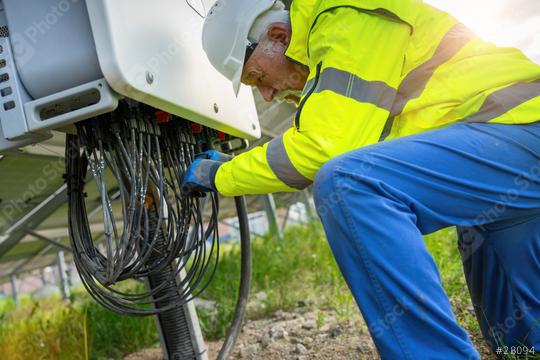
top-left (266, 135), bottom-right (312, 190)
top-left (464, 79), bottom-right (540, 123)
top-left (390, 23), bottom-right (475, 118)
top-left (312, 67), bottom-right (397, 112)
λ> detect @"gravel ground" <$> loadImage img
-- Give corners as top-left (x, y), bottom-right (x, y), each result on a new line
top-left (207, 309), bottom-right (378, 360)
top-left (125, 308), bottom-right (495, 360)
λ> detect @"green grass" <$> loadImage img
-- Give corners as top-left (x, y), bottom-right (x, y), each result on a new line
top-left (199, 225), bottom-right (467, 340)
top-left (0, 223), bottom-right (537, 359)
top-left (198, 223), bottom-right (350, 339)
top-left (0, 291), bottom-right (159, 360)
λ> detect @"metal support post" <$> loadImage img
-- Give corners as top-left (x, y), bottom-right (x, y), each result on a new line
top-left (281, 204), bottom-right (291, 233)
top-left (300, 188), bottom-right (315, 221)
top-left (10, 274), bottom-right (19, 305)
top-left (263, 194), bottom-right (282, 239)
top-left (40, 268), bottom-right (48, 285)
top-left (56, 251), bottom-right (70, 300)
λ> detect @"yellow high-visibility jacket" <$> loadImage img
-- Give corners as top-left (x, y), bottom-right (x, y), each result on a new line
top-left (215, 0), bottom-right (540, 196)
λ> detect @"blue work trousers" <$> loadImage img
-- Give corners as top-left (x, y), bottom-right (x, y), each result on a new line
top-left (313, 122), bottom-right (540, 359)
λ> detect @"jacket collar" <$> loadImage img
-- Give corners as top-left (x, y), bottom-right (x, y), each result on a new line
top-left (285, 0), bottom-right (318, 66)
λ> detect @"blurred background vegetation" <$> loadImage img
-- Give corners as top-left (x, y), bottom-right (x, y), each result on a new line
top-left (0, 224), bottom-right (505, 359)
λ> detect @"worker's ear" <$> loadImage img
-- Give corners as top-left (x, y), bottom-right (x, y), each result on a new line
top-left (266, 23), bottom-right (291, 46)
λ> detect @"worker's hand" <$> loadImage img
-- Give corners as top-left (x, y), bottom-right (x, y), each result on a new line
top-left (196, 150), bottom-right (233, 162)
top-left (181, 159), bottom-right (221, 196)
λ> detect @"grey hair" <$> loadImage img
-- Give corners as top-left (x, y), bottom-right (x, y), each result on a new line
top-left (248, 1), bottom-right (290, 43)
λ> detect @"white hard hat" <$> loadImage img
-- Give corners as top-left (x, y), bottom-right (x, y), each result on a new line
top-left (202, 0), bottom-right (279, 95)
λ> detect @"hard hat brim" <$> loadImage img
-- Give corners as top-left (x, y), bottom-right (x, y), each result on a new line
top-left (232, 66), bottom-right (243, 96)
top-left (204, 0), bottom-right (276, 97)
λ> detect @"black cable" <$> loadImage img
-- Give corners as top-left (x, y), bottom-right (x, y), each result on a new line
top-left (66, 108), bottom-right (221, 316)
top-left (218, 196), bottom-right (252, 360)
top-left (66, 104), bottom-right (253, 359)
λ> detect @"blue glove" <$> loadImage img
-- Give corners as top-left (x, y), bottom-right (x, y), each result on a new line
top-left (181, 159), bottom-right (221, 196)
top-left (196, 150), bottom-right (233, 162)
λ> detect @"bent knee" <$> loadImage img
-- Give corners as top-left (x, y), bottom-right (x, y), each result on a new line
top-left (313, 157), bottom-right (342, 206)
top-left (313, 151), bottom-right (377, 205)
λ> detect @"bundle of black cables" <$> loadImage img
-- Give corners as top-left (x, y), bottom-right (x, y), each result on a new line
top-left (65, 103), bottom-right (221, 316)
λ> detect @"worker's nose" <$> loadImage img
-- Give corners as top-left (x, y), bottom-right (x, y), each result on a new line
top-left (257, 85), bottom-right (275, 102)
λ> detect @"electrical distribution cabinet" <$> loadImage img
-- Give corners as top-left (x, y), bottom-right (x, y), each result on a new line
top-left (0, 0), bottom-right (261, 154)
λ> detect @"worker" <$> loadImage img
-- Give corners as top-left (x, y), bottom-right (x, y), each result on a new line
top-left (182, 0), bottom-right (540, 358)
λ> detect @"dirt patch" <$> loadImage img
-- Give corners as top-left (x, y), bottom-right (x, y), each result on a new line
top-left (207, 309), bottom-right (378, 360)
top-left (124, 348), bottom-right (162, 360)
top-left (126, 308), bottom-right (495, 359)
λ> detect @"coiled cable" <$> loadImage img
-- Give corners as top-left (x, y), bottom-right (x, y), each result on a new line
top-left (65, 102), bottom-right (252, 359)
top-left (66, 105), bottom-right (220, 316)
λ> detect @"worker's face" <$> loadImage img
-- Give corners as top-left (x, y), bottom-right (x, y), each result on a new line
top-left (241, 23), bottom-right (308, 104)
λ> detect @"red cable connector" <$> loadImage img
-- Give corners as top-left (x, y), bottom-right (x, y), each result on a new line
top-left (155, 111), bottom-right (170, 124)
top-left (191, 123), bottom-right (203, 134)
